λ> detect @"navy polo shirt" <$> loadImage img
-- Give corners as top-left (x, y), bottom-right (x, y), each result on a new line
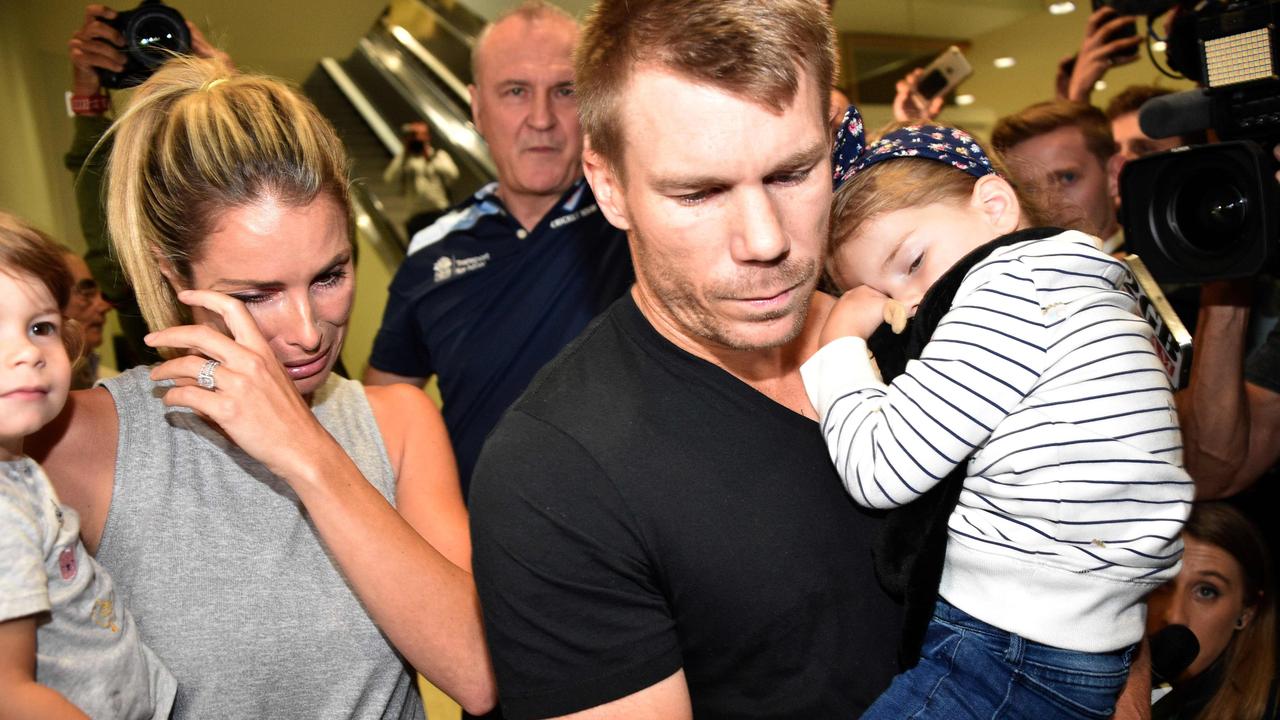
top-left (369, 179), bottom-right (633, 497)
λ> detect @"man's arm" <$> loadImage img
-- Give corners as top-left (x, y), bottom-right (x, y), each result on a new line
top-left (363, 366), bottom-right (428, 389)
top-left (1176, 281), bottom-right (1280, 498)
top-left (554, 670), bottom-right (691, 720)
top-left (471, 410), bottom-right (685, 719)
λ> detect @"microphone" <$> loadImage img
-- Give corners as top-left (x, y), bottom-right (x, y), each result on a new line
top-left (1138, 89), bottom-right (1212, 140)
top-left (1150, 624), bottom-right (1200, 684)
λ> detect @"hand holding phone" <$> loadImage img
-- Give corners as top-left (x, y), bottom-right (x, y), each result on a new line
top-left (893, 46), bottom-right (971, 123)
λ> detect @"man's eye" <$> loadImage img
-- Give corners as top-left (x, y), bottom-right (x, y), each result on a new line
top-left (676, 188), bottom-right (718, 206)
top-left (768, 169), bottom-right (811, 186)
top-left (505, 87), bottom-right (526, 97)
top-left (30, 321), bottom-right (58, 337)
top-left (1056, 171), bottom-right (1078, 185)
top-left (556, 86), bottom-right (576, 98)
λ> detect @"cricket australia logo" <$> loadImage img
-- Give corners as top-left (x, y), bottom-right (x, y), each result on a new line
top-left (433, 256), bottom-right (455, 282)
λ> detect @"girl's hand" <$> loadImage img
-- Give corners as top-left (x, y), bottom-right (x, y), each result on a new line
top-left (144, 290), bottom-right (333, 482)
top-left (821, 285), bottom-right (891, 346)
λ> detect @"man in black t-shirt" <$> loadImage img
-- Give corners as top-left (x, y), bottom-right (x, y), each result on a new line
top-left (468, 1), bottom-right (902, 718)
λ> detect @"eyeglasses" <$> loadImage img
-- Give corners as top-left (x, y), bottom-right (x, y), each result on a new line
top-left (73, 278), bottom-right (101, 300)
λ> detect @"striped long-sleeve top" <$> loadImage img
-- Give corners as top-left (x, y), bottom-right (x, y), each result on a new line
top-left (801, 231), bottom-right (1194, 653)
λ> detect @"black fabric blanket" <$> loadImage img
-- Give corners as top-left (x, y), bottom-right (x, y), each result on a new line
top-left (865, 226), bottom-right (1065, 668)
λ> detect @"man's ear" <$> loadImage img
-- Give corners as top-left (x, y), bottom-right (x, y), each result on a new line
top-left (971, 174), bottom-right (1021, 235)
top-left (582, 135), bottom-right (631, 232)
top-left (468, 84), bottom-right (485, 138)
top-left (1107, 153), bottom-right (1125, 209)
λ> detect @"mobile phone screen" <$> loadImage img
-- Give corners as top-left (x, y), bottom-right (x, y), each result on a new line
top-left (917, 69), bottom-right (948, 99)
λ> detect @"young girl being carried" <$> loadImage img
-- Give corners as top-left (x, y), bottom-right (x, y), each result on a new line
top-left (0, 212), bottom-right (176, 719)
top-left (802, 106), bottom-right (1194, 719)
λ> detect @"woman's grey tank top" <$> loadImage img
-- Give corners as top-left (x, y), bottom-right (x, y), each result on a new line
top-left (98, 366), bottom-right (425, 720)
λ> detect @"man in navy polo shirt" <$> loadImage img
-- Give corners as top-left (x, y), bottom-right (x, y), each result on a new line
top-left (365, 0), bottom-right (632, 496)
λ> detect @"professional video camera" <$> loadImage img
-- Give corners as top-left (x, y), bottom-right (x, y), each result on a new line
top-left (97, 0), bottom-right (191, 89)
top-left (1118, 0), bottom-right (1280, 283)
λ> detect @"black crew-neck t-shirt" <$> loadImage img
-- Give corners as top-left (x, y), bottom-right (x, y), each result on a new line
top-left (470, 294), bottom-right (902, 719)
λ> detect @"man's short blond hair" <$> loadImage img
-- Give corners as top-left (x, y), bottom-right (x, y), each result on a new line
top-left (574, 0), bottom-right (835, 172)
top-left (471, 1), bottom-right (578, 81)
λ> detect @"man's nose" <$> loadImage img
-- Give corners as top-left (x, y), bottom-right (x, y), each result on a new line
top-left (528, 90), bottom-right (555, 130)
top-left (731, 188), bottom-right (789, 264)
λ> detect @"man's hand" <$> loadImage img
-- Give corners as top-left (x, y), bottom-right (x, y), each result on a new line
top-left (820, 285), bottom-right (891, 347)
top-left (68, 4), bottom-right (233, 100)
top-left (893, 68), bottom-right (944, 124)
top-left (68, 4), bottom-right (125, 97)
top-left (1057, 6), bottom-right (1143, 102)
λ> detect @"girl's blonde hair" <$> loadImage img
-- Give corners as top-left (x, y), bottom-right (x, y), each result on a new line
top-left (104, 56), bottom-right (350, 341)
top-left (0, 212), bottom-right (83, 360)
top-left (829, 123), bottom-right (1053, 254)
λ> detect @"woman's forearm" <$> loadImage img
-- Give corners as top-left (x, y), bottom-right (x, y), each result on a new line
top-left (287, 446), bottom-right (496, 714)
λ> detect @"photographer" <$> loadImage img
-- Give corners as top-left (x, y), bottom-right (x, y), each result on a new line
top-left (383, 121), bottom-right (459, 238)
top-left (1178, 273), bottom-right (1280, 499)
top-left (64, 3), bottom-right (230, 369)
top-left (1055, 5), bottom-right (1144, 103)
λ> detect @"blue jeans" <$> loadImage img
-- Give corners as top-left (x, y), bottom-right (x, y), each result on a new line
top-left (862, 599), bottom-right (1134, 720)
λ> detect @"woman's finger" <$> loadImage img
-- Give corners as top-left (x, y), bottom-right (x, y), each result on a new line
top-left (144, 324), bottom-right (244, 364)
top-left (157, 384), bottom-right (231, 423)
top-left (149, 354), bottom-right (220, 385)
top-left (176, 290), bottom-right (274, 356)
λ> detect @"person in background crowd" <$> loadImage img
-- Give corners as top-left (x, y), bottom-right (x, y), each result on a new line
top-left (364, 0), bottom-right (632, 497)
top-left (59, 249), bottom-right (114, 389)
top-left (470, 1), bottom-right (904, 717)
top-left (1147, 502), bottom-right (1278, 720)
top-left (991, 100), bottom-right (1121, 250)
top-left (29, 56), bottom-right (495, 718)
top-left (1055, 5), bottom-right (1144, 104)
top-left (1176, 277), bottom-right (1280, 498)
top-left (64, 4), bottom-right (232, 370)
top-left (384, 120), bottom-right (461, 238)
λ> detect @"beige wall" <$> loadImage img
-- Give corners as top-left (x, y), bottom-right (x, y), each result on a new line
top-left (0, 0), bottom-right (387, 251)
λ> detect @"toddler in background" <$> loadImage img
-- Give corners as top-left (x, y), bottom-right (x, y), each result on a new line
top-left (0, 212), bottom-right (176, 718)
top-left (801, 107), bottom-right (1194, 719)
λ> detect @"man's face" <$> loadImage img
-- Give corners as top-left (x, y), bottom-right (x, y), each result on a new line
top-left (1109, 111), bottom-right (1184, 207)
top-left (62, 252), bottom-right (111, 351)
top-left (1003, 125), bottom-right (1117, 239)
top-left (587, 66), bottom-right (831, 354)
top-left (470, 15), bottom-right (582, 203)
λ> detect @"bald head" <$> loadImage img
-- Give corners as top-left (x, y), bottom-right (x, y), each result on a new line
top-left (471, 1), bottom-right (578, 82)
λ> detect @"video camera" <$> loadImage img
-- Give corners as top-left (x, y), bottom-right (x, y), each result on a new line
top-left (97, 0), bottom-right (191, 89)
top-left (1119, 0), bottom-right (1280, 283)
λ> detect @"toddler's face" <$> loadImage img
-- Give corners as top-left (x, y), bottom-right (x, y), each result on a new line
top-left (0, 270), bottom-right (70, 458)
top-left (828, 200), bottom-right (999, 316)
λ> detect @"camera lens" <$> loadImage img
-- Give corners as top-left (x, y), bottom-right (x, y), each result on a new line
top-left (1168, 168), bottom-right (1251, 253)
top-left (128, 9), bottom-right (188, 69)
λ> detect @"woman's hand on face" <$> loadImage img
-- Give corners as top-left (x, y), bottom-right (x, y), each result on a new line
top-left (821, 285), bottom-right (891, 346)
top-left (144, 289), bottom-right (329, 482)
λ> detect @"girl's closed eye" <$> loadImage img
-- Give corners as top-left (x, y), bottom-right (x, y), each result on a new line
top-left (908, 254), bottom-right (923, 274)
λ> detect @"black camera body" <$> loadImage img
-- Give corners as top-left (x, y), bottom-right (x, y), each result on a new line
top-left (97, 0), bottom-right (191, 90)
top-left (1122, 0), bottom-right (1280, 282)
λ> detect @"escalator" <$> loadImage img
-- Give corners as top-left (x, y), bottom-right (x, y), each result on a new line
top-left (303, 0), bottom-right (494, 257)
